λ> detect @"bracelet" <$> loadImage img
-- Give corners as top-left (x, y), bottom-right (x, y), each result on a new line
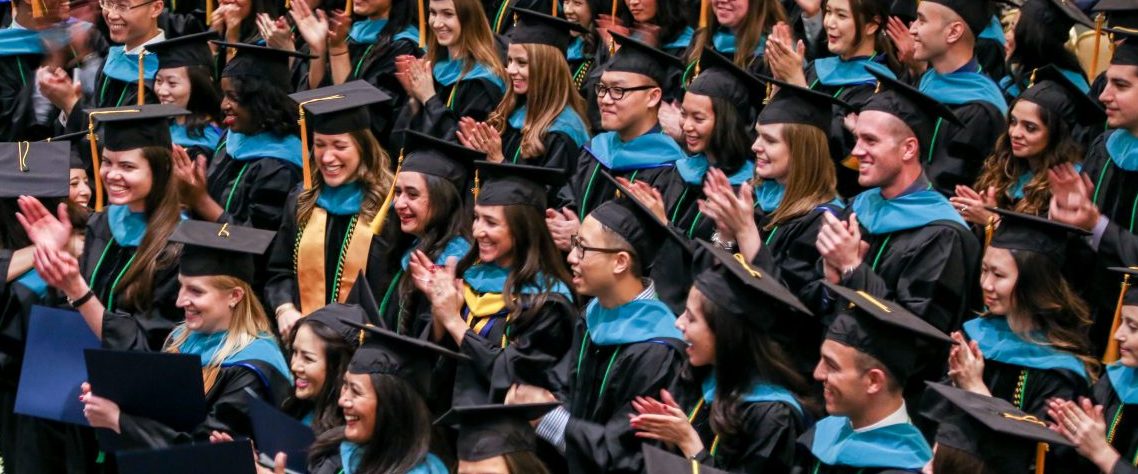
top-left (329, 49), bottom-right (349, 56)
top-left (710, 231), bottom-right (737, 252)
top-left (69, 290), bottom-right (96, 308)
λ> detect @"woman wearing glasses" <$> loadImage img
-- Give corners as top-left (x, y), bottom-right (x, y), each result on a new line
top-left (408, 161), bottom-right (575, 406)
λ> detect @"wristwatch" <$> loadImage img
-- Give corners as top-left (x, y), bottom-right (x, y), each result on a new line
top-left (710, 231), bottom-right (738, 252)
top-left (67, 290), bottom-right (96, 308)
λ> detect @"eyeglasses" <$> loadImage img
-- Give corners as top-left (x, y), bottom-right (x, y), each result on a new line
top-left (594, 83), bottom-right (656, 101)
top-left (98, 0), bottom-right (157, 14)
top-left (570, 234), bottom-right (626, 260)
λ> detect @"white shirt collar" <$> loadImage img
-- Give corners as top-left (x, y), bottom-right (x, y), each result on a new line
top-left (124, 29), bottom-right (166, 54)
top-left (853, 401), bottom-right (910, 433)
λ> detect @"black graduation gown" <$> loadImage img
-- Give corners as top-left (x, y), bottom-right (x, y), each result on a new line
top-left (82, 212), bottom-right (181, 352)
top-left (974, 37), bottom-right (1007, 84)
top-left (263, 190), bottom-right (400, 319)
top-left (925, 100), bottom-right (1005, 197)
top-left (393, 75), bottom-right (505, 145)
top-left (346, 34), bottom-right (423, 144)
top-left (686, 398), bottom-right (805, 473)
top-left (0, 49), bottom-right (49, 141)
top-left (450, 294), bottom-right (577, 406)
top-left (501, 127), bottom-right (581, 173)
top-left (307, 452), bottom-right (344, 474)
top-left (1073, 132), bottom-right (1138, 355)
top-left (554, 147), bottom-right (676, 217)
top-left (804, 64), bottom-right (878, 198)
top-left (562, 319), bottom-right (687, 474)
top-left (1093, 372), bottom-right (1138, 474)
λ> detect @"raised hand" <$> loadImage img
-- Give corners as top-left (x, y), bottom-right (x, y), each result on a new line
top-left (545, 208), bottom-right (579, 253)
top-left (1048, 163), bottom-right (1100, 231)
top-left (16, 196), bottom-right (72, 253)
top-left (616, 177), bottom-right (667, 223)
top-left (257, 13), bottom-right (295, 51)
top-left (765, 22), bottom-right (806, 87)
top-left (290, 0), bottom-right (330, 54)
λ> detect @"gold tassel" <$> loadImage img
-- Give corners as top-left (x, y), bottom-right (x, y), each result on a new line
top-left (551, 0), bottom-right (557, 16)
top-left (87, 117), bottom-right (104, 211)
top-left (418, 0), bottom-right (426, 47)
top-left (762, 82), bottom-right (774, 105)
top-left (345, 0), bottom-right (352, 15)
top-left (1028, 68), bottom-right (1037, 88)
top-left (285, 0), bottom-right (290, 11)
top-left (471, 169), bottom-right (480, 200)
top-left (295, 95), bottom-right (345, 190)
top-left (984, 214), bottom-right (997, 249)
top-left (1093, 13), bottom-right (1105, 82)
top-left (874, 80), bottom-right (882, 94)
top-left (137, 50), bottom-right (147, 106)
top-left (368, 148), bottom-right (403, 235)
top-left (1034, 442), bottom-right (1048, 474)
top-left (1104, 273), bottom-right (1133, 363)
top-left (206, 0), bottom-right (214, 22)
top-left (32, 0), bottom-right (44, 18)
top-left (610, 0), bottom-right (617, 20)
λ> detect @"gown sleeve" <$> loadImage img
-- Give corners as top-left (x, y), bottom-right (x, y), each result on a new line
top-left (1113, 459), bottom-right (1138, 474)
top-left (263, 191), bottom-right (301, 312)
top-left (218, 159), bottom-right (301, 232)
top-left (100, 255), bottom-right (181, 352)
top-left (698, 402), bottom-right (803, 474)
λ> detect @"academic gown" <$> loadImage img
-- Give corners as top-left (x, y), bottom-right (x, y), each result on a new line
top-left (653, 156), bottom-right (754, 314)
top-left (171, 122), bottom-right (223, 165)
top-left (1092, 365), bottom-right (1138, 474)
top-left (566, 37), bottom-right (599, 131)
top-left (0, 28), bottom-right (49, 141)
top-left (683, 28), bottom-right (771, 79)
top-left (561, 295), bottom-right (687, 474)
top-left (378, 237), bottom-right (469, 338)
top-left (500, 105), bottom-right (589, 176)
top-left (681, 376), bottom-right (807, 473)
top-left (263, 187), bottom-right (401, 320)
top-left (84, 207), bottom-right (182, 352)
top-left (804, 56), bottom-right (896, 198)
top-left (308, 445), bottom-right (448, 474)
top-left (921, 316), bottom-right (1091, 472)
top-left (1072, 130), bottom-right (1138, 355)
top-left (104, 330), bottom-right (293, 451)
top-left (554, 129), bottom-right (685, 217)
top-left (206, 130), bottom-right (303, 294)
top-left (917, 62), bottom-right (1008, 197)
top-left (792, 416), bottom-right (931, 474)
top-left (445, 264), bottom-right (577, 406)
top-left (342, 21), bottom-right (423, 143)
top-left (392, 59), bottom-right (505, 145)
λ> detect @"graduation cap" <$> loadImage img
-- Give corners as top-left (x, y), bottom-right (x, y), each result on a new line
top-left (1103, 266), bottom-right (1138, 364)
top-left (86, 104), bottom-right (189, 210)
top-left (472, 161), bottom-right (566, 210)
top-left (168, 220), bottom-right (276, 283)
top-left (890, 0), bottom-right (918, 24)
top-left (345, 273), bottom-right (385, 329)
top-left (399, 130), bottom-right (482, 192)
top-left (756, 73), bottom-right (853, 132)
top-left (289, 81), bottom-right (393, 189)
top-left (302, 303), bottom-right (371, 347)
top-left (1095, 0), bottom-right (1138, 32)
top-left (1111, 27), bottom-right (1138, 66)
top-left (921, 382), bottom-right (1071, 474)
top-left (589, 170), bottom-right (690, 266)
top-left (0, 141), bottom-right (69, 198)
top-left (43, 130), bottom-right (89, 170)
top-left (214, 41), bottom-right (314, 82)
top-left (692, 240), bottom-right (812, 330)
top-left (343, 320), bottom-right (469, 394)
top-left (861, 67), bottom-right (961, 158)
top-left (1020, 0), bottom-right (1095, 40)
top-left (506, 7), bottom-right (588, 53)
top-left (642, 445), bottom-right (728, 474)
top-left (686, 48), bottom-right (765, 119)
top-left (144, 30), bottom-right (218, 70)
top-left (606, 31), bottom-right (684, 91)
top-left (1018, 65), bottom-right (1106, 128)
top-left (986, 207), bottom-right (1088, 264)
top-left (435, 403), bottom-right (559, 461)
top-left (823, 281), bottom-right (953, 383)
top-left (117, 440), bottom-right (256, 474)
top-left (922, 0), bottom-right (993, 36)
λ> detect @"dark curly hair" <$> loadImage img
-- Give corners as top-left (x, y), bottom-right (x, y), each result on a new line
top-left (228, 75), bottom-right (298, 137)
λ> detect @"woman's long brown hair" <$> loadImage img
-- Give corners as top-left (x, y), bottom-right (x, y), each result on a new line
top-left (425, 0), bottom-right (506, 86)
top-left (118, 146), bottom-right (183, 311)
top-left (487, 43), bottom-right (587, 160)
top-left (686, 0), bottom-right (786, 68)
top-left (296, 129), bottom-right (395, 226)
top-left (759, 123), bottom-right (838, 230)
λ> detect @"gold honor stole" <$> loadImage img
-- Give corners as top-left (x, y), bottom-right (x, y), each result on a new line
top-left (297, 208), bottom-right (372, 314)
top-left (463, 284), bottom-right (514, 347)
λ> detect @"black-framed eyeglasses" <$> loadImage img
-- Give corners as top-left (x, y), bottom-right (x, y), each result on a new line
top-left (570, 234), bottom-right (626, 260)
top-left (594, 83), bottom-right (656, 101)
top-left (98, 0), bottom-right (158, 13)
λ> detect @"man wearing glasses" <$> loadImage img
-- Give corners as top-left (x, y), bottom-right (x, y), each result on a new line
top-left (547, 31), bottom-right (687, 256)
top-left (39, 0), bottom-right (164, 131)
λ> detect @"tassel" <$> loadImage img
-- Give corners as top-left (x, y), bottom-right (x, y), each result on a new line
top-left (551, 0), bottom-right (557, 16)
top-left (984, 214), bottom-right (997, 249)
top-left (1028, 68), bottom-right (1037, 88)
top-left (137, 50), bottom-right (146, 106)
top-left (699, 0), bottom-right (709, 30)
top-left (345, 0), bottom-right (352, 15)
top-left (206, 0), bottom-right (214, 22)
top-left (32, 0), bottom-right (44, 18)
top-left (1093, 13), bottom-right (1105, 82)
top-left (1034, 442), bottom-right (1048, 474)
top-left (369, 148), bottom-right (403, 235)
top-left (285, 0), bottom-right (290, 11)
top-left (418, 0), bottom-right (426, 47)
top-left (610, 0), bottom-right (616, 21)
top-left (1104, 273), bottom-right (1132, 363)
top-left (298, 108), bottom-right (312, 189)
top-left (763, 82), bottom-right (773, 105)
top-left (87, 117), bottom-right (103, 211)
top-left (471, 169), bottom-right (480, 200)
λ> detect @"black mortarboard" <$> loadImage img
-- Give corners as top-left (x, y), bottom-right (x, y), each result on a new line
top-left (473, 161), bottom-right (566, 209)
top-left (1104, 266), bottom-right (1138, 364)
top-left (891, 0), bottom-right (918, 24)
top-left (692, 240), bottom-right (812, 330)
top-left (345, 273), bottom-right (384, 329)
top-left (215, 41), bottom-right (314, 82)
top-left (84, 349), bottom-right (206, 434)
top-left (399, 130), bottom-right (481, 191)
top-left (1111, 28), bottom-right (1138, 66)
top-left (987, 207), bottom-right (1088, 264)
top-left (687, 48), bottom-right (764, 116)
top-left (823, 282), bottom-right (952, 383)
top-left (1019, 65), bottom-right (1106, 128)
top-left (606, 31), bottom-right (684, 89)
top-left (861, 68), bottom-right (961, 156)
top-left (0, 142), bottom-right (69, 198)
top-left (117, 440), bottom-right (256, 474)
top-left (643, 445), bottom-right (729, 474)
top-left (436, 403), bottom-right (559, 461)
top-left (506, 8), bottom-right (588, 52)
top-left (289, 80), bottom-right (392, 135)
top-left (301, 303), bottom-right (370, 346)
top-left (343, 321), bottom-right (468, 394)
top-left (1020, 0), bottom-right (1094, 39)
top-left (1095, 0), bottom-right (1138, 32)
top-left (756, 74), bottom-right (853, 132)
top-left (923, 0), bottom-right (993, 36)
top-left (168, 220), bottom-right (276, 283)
top-left (589, 170), bottom-right (689, 265)
top-left (90, 104), bottom-right (189, 151)
top-left (144, 30), bottom-right (219, 69)
top-left (1111, 267), bottom-right (1138, 306)
top-left (247, 391), bottom-right (314, 473)
top-left (922, 382), bottom-right (1071, 474)
top-left (44, 130), bottom-right (90, 170)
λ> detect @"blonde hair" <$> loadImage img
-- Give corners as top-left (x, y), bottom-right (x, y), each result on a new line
top-left (761, 123), bottom-right (838, 229)
top-left (426, 0), bottom-right (506, 88)
top-left (487, 43), bottom-right (587, 159)
top-left (297, 129), bottom-right (395, 226)
top-left (164, 276), bottom-right (276, 389)
top-left (687, 0), bottom-right (786, 68)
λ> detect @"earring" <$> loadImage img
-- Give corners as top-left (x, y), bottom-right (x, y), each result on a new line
top-left (229, 303), bottom-right (236, 309)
